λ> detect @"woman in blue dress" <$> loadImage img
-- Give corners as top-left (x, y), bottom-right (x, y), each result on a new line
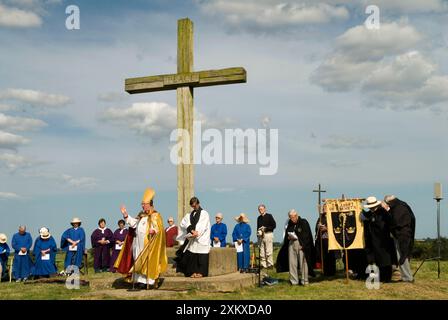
top-left (232, 213), bottom-right (252, 272)
top-left (32, 227), bottom-right (58, 278)
top-left (61, 217), bottom-right (86, 273)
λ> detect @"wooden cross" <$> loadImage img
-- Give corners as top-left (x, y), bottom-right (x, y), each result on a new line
top-left (313, 183), bottom-right (326, 212)
top-left (125, 18), bottom-right (247, 223)
top-left (313, 183), bottom-right (327, 272)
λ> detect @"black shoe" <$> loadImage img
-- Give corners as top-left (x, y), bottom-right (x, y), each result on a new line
top-left (156, 278), bottom-right (164, 289)
top-left (136, 283), bottom-right (147, 290)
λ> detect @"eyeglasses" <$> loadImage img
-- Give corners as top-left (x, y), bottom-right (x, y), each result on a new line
top-left (168, 220), bottom-right (174, 223)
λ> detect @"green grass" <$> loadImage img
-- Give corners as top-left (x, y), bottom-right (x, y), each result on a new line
top-left (1, 252), bottom-right (447, 300)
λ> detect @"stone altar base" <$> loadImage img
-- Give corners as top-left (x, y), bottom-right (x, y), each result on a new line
top-left (164, 246), bottom-right (238, 277)
top-left (88, 246), bottom-right (257, 295)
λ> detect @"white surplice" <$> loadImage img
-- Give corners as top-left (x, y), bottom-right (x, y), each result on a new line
top-left (126, 214), bottom-right (156, 285)
top-left (177, 210), bottom-right (211, 254)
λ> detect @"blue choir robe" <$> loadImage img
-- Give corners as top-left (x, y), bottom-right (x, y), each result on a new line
top-left (32, 236), bottom-right (58, 276)
top-left (11, 232), bottom-right (33, 279)
top-left (232, 223), bottom-right (251, 269)
top-left (210, 223), bottom-right (227, 247)
top-left (61, 227), bottom-right (86, 269)
top-left (0, 243), bottom-right (10, 277)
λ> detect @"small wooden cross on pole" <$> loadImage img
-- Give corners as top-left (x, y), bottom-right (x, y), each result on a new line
top-left (313, 183), bottom-right (326, 212)
top-left (124, 18), bottom-right (247, 223)
top-left (313, 183), bottom-right (327, 272)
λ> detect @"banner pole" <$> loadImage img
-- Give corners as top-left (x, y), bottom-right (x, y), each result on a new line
top-left (341, 212), bottom-right (349, 284)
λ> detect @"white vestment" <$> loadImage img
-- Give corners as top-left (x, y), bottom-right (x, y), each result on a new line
top-left (126, 214), bottom-right (156, 285)
top-left (177, 210), bottom-right (211, 254)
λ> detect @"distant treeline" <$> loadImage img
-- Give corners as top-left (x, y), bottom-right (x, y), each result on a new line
top-left (270, 238), bottom-right (448, 261)
top-left (412, 238), bottom-right (448, 260)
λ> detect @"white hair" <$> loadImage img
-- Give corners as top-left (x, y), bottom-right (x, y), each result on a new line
top-left (288, 209), bottom-right (298, 217)
top-left (384, 195), bottom-right (396, 203)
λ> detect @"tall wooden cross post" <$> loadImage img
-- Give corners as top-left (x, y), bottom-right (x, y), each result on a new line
top-left (313, 183), bottom-right (326, 272)
top-left (124, 18), bottom-right (247, 223)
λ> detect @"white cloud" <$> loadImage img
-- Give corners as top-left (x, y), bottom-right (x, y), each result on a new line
top-left (0, 88), bottom-right (71, 108)
top-left (0, 130), bottom-right (29, 150)
top-left (100, 102), bottom-right (177, 139)
top-left (311, 56), bottom-right (376, 91)
top-left (100, 102), bottom-right (236, 140)
top-left (0, 103), bottom-right (15, 111)
top-left (321, 135), bottom-right (382, 149)
top-left (311, 22), bottom-right (448, 110)
top-left (61, 174), bottom-right (98, 188)
top-left (97, 92), bottom-right (129, 103)
top-left (362, 52), bottom-right (448, 109)
top-left (0, 113), bottom-right (47, 131)
top-left (0, 153), bottom-right (33, 171)
top-left (0, 3), bottom-right (42, 28)
top-left (311, 22), bottom-right (422, 91)
top-left (335, 22), bottom-right (422, 62)
top-left (23, 170), bottom-right (99, 188)
top-left (0, 191), bottom-right (19, 199)
top-left (415, 76), bottom-right (448, 106)
top-left (329, 160), bottom-right (362, 168)
top-left (360, 0), bottom-right (447, 14)
top-left (5, 0), bottom-right (62, 8)
top-left (363, 51), bottom-right (434, 92)
top-left (198, 0), bottom-right (349, 32)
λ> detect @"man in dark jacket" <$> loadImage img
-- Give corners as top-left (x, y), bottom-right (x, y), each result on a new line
top-left (276, 209), bottom-right (315, 285)
top-left (362, 197), bottom-right (397, 283)
top-left (384, 195), bottom-right (416, 282)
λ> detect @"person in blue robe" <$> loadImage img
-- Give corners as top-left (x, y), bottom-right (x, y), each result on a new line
top-left (60, 217), bottom-right (86, 272)
top-left (232, 213), bottom-right (252, 272)
top-left (11, 226), bottom-right (33, 282)
top-left (0, 233), bottom-right (11, 280)
top-left (210, 213), bottom-right (227, 247)
top-left (32, 227), bottom-right (58, 278)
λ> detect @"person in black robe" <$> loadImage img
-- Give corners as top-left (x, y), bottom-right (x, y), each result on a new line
top-left (362, 197), bottom-right (397, 283)
top-left (314, 212), bottom-right (336, 276)
top-left (276, 210), bottom-right (315, 285)
top-left (384, 195), bottom-right (416, 282)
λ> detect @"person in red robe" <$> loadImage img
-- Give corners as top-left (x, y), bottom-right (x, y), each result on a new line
top-left (165, 217), bottom-right (178, 247)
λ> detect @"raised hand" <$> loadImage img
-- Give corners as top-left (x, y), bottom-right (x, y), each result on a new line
top-left (120, 205), bottom-right (128, 217)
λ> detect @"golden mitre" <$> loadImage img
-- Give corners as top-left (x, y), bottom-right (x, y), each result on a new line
top-left (142, 188), bottom-right (155, 203)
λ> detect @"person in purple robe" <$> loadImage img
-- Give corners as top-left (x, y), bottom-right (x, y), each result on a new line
top-left (32, 227), bottom-right (57, 279)
top-left (109, 219), bottom-right (128, 272)
top-left (11, 225), bottom-right (33, 282)
top-left (91, 218), bottom-right (113, 273)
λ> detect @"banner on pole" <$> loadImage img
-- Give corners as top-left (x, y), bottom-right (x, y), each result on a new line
top-left (324, 198), bottom-right (365, 250)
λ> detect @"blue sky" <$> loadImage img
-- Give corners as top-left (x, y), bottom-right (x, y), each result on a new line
top-left (0, 0), bottom-right (447, 247)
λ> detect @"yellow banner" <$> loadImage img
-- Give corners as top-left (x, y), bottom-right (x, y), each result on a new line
top-left (324, 198), bottom-right (365, 250)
